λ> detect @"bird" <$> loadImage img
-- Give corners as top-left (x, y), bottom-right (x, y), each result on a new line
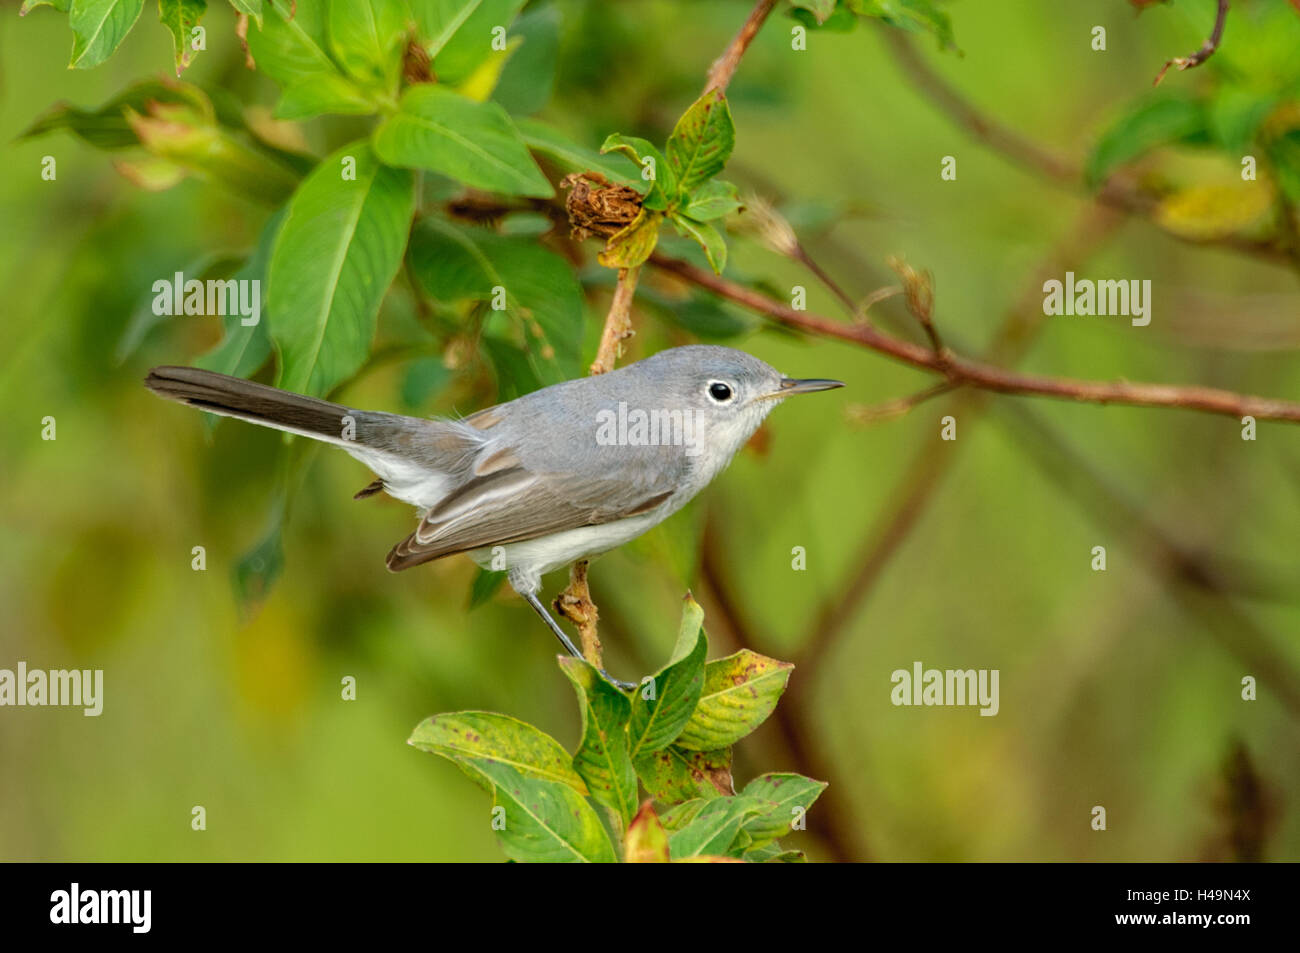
top-left (145, 345), bottom-right (843, 685)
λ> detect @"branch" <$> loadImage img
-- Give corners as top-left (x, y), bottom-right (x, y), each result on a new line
top-left (704, 0), bottom-right (780, 94)
top-left (554, 560), bottom-right (604, 667)
top-left (883, 28), bottom-right (1079, 184)
top-left (590, 266), bottom-right (639, 375)
top-left (649, 252), bottom-right (1300, 424)
top-left (1155, 0), bottom-right (1230, 85)
top-left (884, 27), bottom-right (1293, 267)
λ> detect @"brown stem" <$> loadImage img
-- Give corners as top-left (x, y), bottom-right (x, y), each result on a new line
top-left (704, 0), bottom-right (780, 94)
top-left (1155, 0), bottom-right (1230, 85)
top-left (649, 251), bottom-right (1300, 425)
top-left (554, 560), bottom-right (603, 668)
top-left (590, 266), bottom-right (640, 375)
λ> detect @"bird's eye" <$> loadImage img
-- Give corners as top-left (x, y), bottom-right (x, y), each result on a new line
top-left (708, 382), bottom-right (733, 402)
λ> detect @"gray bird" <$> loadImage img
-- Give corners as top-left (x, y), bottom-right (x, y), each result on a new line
top-left (145, 345), bottom-right (842, 684)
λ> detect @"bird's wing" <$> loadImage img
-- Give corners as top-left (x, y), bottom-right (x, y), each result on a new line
top-left (385, 451), bottom-right (680, 571)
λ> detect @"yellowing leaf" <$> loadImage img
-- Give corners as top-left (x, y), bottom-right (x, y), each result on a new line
top-left (454, 34), bottom-right (523, 101)
top-left (599, 208), bottom-right (663, 269)
top-left (1154, 182), bottom-right (1274, 240)
top-left (409, 710), bottom-right (589, 795)
top-left (624, 802), bottom-right (670, 862)
top-left (673, 649), bottom-right (793, 751)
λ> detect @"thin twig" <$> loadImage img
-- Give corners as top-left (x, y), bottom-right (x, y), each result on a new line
top-left (590, 266), bottom-right (640, 375)
top-left (649, 251), bottom-right (1300, 425)
top-left (884, 27), bottom-right (1292, 266)
top-left (845, 382), bottom-right (958, 424)
top-left (1155, 0), bottom-right (1230, 85)
top-left (704, 0), bottom-right (780, 94)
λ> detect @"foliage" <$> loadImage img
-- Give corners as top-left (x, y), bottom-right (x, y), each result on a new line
top-left (409, 597), bottom-right (824, 862)
top-left (14, 0), bottom-right (1300, 864)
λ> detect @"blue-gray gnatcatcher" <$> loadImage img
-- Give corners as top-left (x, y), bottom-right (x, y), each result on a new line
top-left (146, 345), bottom-right (842, 682)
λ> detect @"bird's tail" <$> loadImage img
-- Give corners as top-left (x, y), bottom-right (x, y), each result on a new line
top-left (144, 366), bottom-right (483, 507)
top-left (145, 365), bottom-right (361, 445)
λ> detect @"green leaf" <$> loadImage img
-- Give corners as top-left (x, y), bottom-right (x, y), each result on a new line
top-left (669, 214), bottom-right (727, 274)
top-left (408, 711), bottom-right (589, 794)
top-left (790, 3), bottom-right (858, 31)
top-left (19, 80), bottom-right (206, 150)
top-left (600, 133), bottom-right (677, 208)
top-left (268, 142), bottom-right (415, 396)
top-left (373, 85), bottom-right (553, 197)
top-left (517, 118), bottom-right (640, 185)
top-left (69, 0), bottom-right (145, 69)
top-left (623, 801), bottom-right (670, 862)
top-left (234, 500), bottom-right (284, 609)
top-left (667, 795), bottom-right (770, 860)
top-left (627, 596), bottom-right (708, 758)
top-left (158, 0), bottom-right (207, 75)
top-left (656, 290), bottom-right (757, 340)
top-left (559, 657), bottom-right (638, 830)
top-left (665, 88), bottom-right (735, 195)
top-left (227, 0), bottom-right (260, 26)
top-left (674, 649), bottom-right (793, 750)
top-left (400, 355), bottom-right (454, 409)
top-left (634, 744), bottom-right (733, 804)
top-left (1207, 87), bottom-right (1277, 154)
top-left (414, 0), bottom-right (526, 83)
top-left (658, 798), bottom-right (708, 831)
top-left (738, 772), bottom-right (827, 848)
top-left (471, 759), bottom-right (617, 863)
top-left (685, 179), bottom-right (743, 221)
top-left (117, 250), bottom-right (242, 364)
top-left (246, 1), bottom-right (375, 119)
top-left (744, 841), bottom-right (807, 862)
top-left (491, 4), bottom-right (560, 116)
top-left (328, 0), bottom-right (409, 96)
top-left (599, 209), bottom-right (663, 269)
top-left (1086, 95), bottom-right (1208, 188)
top-left (467, 566), bottom-right (507, 608)
top-left (453, 34), bottom-right (522, 102)
top-left (847, 0), bottom-right (957, 51)
top-left (21, 0), bottom-right (71, 13)
top-left (408, 218), bottom-right (584, 382)
top-left (789, 0), bottom-right (836, 24)
top-left (194, 209), bottom-right (284, 382)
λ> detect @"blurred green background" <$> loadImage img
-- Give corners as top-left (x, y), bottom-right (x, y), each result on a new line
top-left (2, 0), bottom-right (1298, 862)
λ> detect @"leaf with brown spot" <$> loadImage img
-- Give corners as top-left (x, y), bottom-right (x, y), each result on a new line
top-left (673, 649), bottom-right (793, 751)
top-left (634, 745), bottom-right (733, 805)
top-left (408, 711), bottom-right (588, 796)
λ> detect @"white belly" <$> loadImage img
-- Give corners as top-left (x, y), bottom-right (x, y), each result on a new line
top-left (469, 511), bottom-right (666, 593)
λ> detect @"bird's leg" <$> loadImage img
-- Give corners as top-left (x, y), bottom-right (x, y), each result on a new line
top-left (520, 587), bottom-right (635, 692)
top-left (554, 560), bottom-right (603, 666)
top-left (521, 589), bottom-right (584, 658)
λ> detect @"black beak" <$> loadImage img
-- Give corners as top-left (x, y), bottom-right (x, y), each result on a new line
top-left (777, 377), bottom-right (845, 395)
